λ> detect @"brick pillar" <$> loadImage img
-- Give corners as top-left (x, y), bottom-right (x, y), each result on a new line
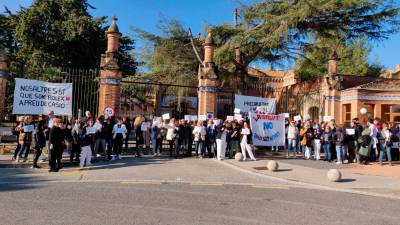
top-left (98, 16), bottom-right (122, 117)
top-left (198, 31), bottom-right (219, 117)
top-left (0, 54), bottom-right (8, 121)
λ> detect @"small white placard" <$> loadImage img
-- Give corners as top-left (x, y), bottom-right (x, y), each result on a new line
top-left (234, 108), bottom-right (241, 114)
top-left (241, 128), bottom-right (250, 135)
top-left (190, 115), bottom-right (198, 121)
top-left (141, 123), bottom-right (148, 131)
top-left (323, 116), bottom-right (332, 122)
top-left (213, 120), bottom-right (221, 126)
top-left (346, 129), bottom-right (355, 135)
top-left (184, 115), bottom-right (191, 121)
top-left (284, 113), bottom-right (290, 118)
top-left (93, 123), bottom-right (102, 131)
top-left (234, 114), bottom-right (243, 121)
top-left (294, 115), bottom-right (302, 121)
top-left (392, 142), bottom-right (399, 148)
top-left (199, 115), bottom-right (207, 121)
top-left (23, 125), bottom-right (34, 132)
top-left (86, 127), bottom-right (96, 134)
top-left (153, 117), bottom-right (161, 124)
top-left (226, 116), bottom-right (234, 121)
top-left (162, 113), bottom-right (170, 120)
top-left (116, 127), bottom-right (124, 134)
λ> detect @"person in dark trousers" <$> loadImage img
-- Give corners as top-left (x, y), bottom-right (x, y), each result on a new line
top-left (12, 119), bottom-right (22, 161)
top-left (15, 116), bottom-right (34, 162)
top-left (344, 121), bottom-right (357, 163)
top-left (182, 120), bottom-right (192, 156)
top-left (71, 120), bottom-right (82, 162)
top-left (112, 117), bottom-right (127, 160)
top-left (103, 117), bottom-right (114, 160)
top-left (32, 119), bottom-right (46, 168)
top-left (174, 120), bottom-right (185, 158)
top-left (48, 118), bottom-right (65, 172)
top-left (134, 117), bottom-right (144, 157)
top-left (64, 117), bottom-right (74, 161)
top-left (206, 120), bottom-right (216, 158)
top-left (123, 117), bottom-right (132, 154)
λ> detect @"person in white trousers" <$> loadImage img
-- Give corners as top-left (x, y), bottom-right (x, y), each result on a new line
top-left (80, 119), bottom-right (94, 169)
top-left (240, 122), bottom-right (256, 161)
top-left (215, 120), bottom-right (227, 160)
top-left (313, 123), bottom-right (323, 160)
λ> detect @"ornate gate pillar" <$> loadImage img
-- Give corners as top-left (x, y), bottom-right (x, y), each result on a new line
top-left (98, 16), bottom-right (122, 117)
top-left (0, 51), bottom-right (8, 121)
top-left (198, 31), bottom-right (219, 117)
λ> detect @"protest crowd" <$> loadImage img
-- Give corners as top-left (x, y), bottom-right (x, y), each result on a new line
top-left (11, 110), bottom-right (400, 172)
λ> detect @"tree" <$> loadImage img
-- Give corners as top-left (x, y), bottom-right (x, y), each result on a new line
top-left (295, 37), bottom-right (383, 80)
top-left (213, 0), bottom-right (399, 80)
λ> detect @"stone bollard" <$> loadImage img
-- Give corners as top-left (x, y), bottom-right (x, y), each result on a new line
top-left (267, 160), bottom-right (279, 171)
top-left (327, 169), bottom-right (342, 182)
top-left (234, 152), bottom-right (243, 161)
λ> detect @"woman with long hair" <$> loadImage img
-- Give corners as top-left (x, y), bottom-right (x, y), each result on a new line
top-left (240, 121), bottom-right (256, 161)
top-left (133, 116), bottom-right (144, 157)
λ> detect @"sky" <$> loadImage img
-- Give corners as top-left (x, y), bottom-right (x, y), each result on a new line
top-left (1, 0), bottom-right (400, 71)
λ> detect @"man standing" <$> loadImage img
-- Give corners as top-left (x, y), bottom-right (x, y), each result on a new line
top-left (48, 118), bottom-right (65, 172)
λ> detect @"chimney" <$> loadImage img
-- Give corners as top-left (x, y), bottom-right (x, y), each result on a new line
top-left (328, 51), bottom-right (338, 75)
top-left (203, 29), bottom-right (216, 63)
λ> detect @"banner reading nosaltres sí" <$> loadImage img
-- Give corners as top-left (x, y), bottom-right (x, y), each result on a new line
top-left (249, 112), bottom-right (285, 146)
top-left (12, 78), bottom-right (73, 116)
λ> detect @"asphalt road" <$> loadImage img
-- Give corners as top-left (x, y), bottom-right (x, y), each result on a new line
top-left (0, 157), bottom-right (399, 225)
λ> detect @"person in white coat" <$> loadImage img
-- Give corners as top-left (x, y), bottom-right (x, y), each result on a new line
top-left (240, 122), bottom-right (256, 161)
top-left (193, 121), bottom-right (207, 158)
top-left (112, 117), bottom-right (127, 160)
top-left (215, 120), bottom-right (227, 160)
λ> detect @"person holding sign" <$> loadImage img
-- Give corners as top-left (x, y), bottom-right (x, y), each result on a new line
top-left (240, 122), bottom-right (256, 161)
top-left (79, 119), bottom-right (95, 169)
top-left (112, 117), bottom-right (127, 160)
top-left (193, 121), bottom-right (207, 158)
top-left (14, 116), bottom-right (34, 162)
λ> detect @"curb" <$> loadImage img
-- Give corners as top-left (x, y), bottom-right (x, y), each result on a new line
top-left (218, 159), bottom-right (400, 200)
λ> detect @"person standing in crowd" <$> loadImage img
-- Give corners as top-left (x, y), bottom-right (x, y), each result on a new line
top-left (299, 121), bottom-right (313, 160)
top-left (134, 116), bottom-right (144, 157)
top-left (333, 126), bottom-right (345, 164)
top-left (123, 117), bottom-right (132, 154)
top-left (48, 118), bottom-right (65, 172)
top-left (287, 120), bottom-right (298, 159)
top-left (378, 123), bottom-right (392, 166)
top-left (12, 117), bottom-right (22, 161)
top-left (216, 120), bottom-right (227, 161)
top-left (112, 117), bottom-right (127, 160)
top-left (183, 120), bottom-right (193, 157)
top-left (142, 118), bottom-right (151, 155)
top-left (240, 121), bottom-right (256, 161)
top-left (206, 120), bottom-right (216, 158)
top-left (42, 111), bottom-right (55, 162)
top-left (32, 119), bottom-right (46, 168)
top-left (358, 128), bottom-right (373, 165)
top-left (353, 118), bottom-right (364, 163)
top-left (71, 119), bottom-right (82, 162)
top-left (165, 119), bottom-right (177, 158)
top-left (344, 121), bottom-right (357, 163)
top-left (391, 124), bottom-right (400, 161)
top-left (80, 119), bottom-right (95, 169)
top-left (225, 122), bottom-right (234, 158)
top-left (157, 121), bottom-right (167, 156)
top-left (151, 121), bottom-right (161, 156)
top-left (94, 117), bottom-right (106, 158)
top-left (367, 119), bottom-right (378, 162)
top-left (312, 122), bottom-right (323, 160)
top-left (103, 117), bottom-right (114, 160)
top-left (14, 116), bottom-right (34, 162)
top-left (322, 126), bottom-right (333, 162)
top-left (230, 121), bottom-right (241, 158)
top-left (193, 121), bottom-right (207, 158)
top-left (64, 116), bottom-right (74, 160)
top-left (174, 119), bottom-right (185, 158)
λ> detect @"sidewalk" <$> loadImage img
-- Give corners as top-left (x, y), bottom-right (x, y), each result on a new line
top-left (222, 157), bottom-right (400, 199)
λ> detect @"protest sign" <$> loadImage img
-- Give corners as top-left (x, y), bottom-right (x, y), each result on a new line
top-left (162, 113), bottom-right (170, 120)
top-left (294, 115), bottom-right (302, 121)
top-left (206, 112), bottom-right (214, 120)
top-left (234, 94), bottom-right (275, 118)
top-left (12, 78), bottom-right (73, 115)
top-left (323, 116), bottom-right (332, 122)
top-left (346, 129), bottom-right (355, 135)
top-left (249, 112), bottom-right (285, 146)
top-left (23, 125), bottom-right (34, 133)
top-left (184, 115), bottom-right (191, 121)
top-left (190, 115), bottom-right (198, 121)
top-left (153, 117), bottom-right (161, 124)
top-left (199, 115), bottom-right (207, 121)
top-left (226, 116), bottom-right (234, 122)
top-left (234, 108), bottom-right (241, 114)
top-left (284, 113), bottom-right (290, 118)
top-left (141, 122), bottom-right (149, 131)
top-left (213, 120), bottom-right (221, 126)
top-left (234, 114), bottom-right (243, 121)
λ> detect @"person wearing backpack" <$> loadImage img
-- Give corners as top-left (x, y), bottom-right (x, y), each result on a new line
top-left (333, 126), bottom-right (345, 164)
top-left (112, 117), bottom-right (127, 160)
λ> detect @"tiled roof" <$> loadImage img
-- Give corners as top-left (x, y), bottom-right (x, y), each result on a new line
top-left (246, 67), bottom-right (294, 78)
top-left (345, 78), bottom-right (400, 91)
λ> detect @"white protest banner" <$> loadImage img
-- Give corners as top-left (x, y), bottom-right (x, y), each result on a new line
top-left (12, 78), bottom-right (73, 116)
top-left (199, 115), bottom-right (207, 121)
top-left (184, 115), bottom-right (191, 121)
top-left (294, 115), bottom-right (302, 121)
top-left (190, 115), bottom-right (198, 121)
top-left (226, 116), bottom-right (234, 122)
top-left (249, 112), bottom-right (285, 146)
top-left (234, 94), bottom-right (275, 118)
top-left (162, 113), bottom-right (170, 120)
top-left (323, 116), bottom-right (332, 122)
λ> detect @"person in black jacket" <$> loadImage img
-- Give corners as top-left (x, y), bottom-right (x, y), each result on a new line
top-left (48, 118), bottom-right (65, 172)
top-left (174, 120), bottom-right (185, 158)
top-left (71, 119), bottom-right (82, 162)
top-left (80, 119), bottom-right (95, 169)
top-left (32, 119), bottom-right (46, 169)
